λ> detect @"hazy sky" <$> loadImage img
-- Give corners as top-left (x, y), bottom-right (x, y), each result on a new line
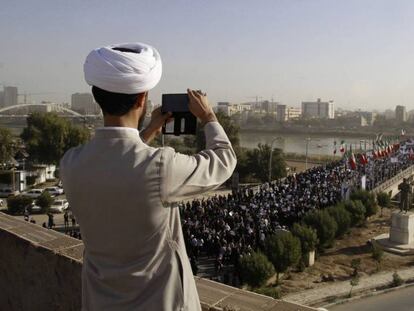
top-left (1, 0), bottom-right (414, 110)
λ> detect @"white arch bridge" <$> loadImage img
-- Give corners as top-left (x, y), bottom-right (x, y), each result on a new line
top-left (0, 103), bottom-right (99, 118)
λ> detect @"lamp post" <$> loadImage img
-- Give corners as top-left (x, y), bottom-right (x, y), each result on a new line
top-left (268, 137), bottom-right (282, 182)
top-left (305, 137), bottom-right (311, 171)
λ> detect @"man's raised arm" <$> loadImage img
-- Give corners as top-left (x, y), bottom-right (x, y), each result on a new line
top-left (160, 89), bottom-right (237, 204)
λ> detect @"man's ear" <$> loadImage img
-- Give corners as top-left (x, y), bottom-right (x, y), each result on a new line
top-left (134, 92), bottom-right (148, 109)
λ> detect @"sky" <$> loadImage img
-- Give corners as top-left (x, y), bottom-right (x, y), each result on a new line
top-left (1, 0), bottom-right (414, 111)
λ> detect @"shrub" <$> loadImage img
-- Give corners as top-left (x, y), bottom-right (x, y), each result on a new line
top-left (239, 251), bottom-right (275, 288)
top-left (327, 204), bottom-right (351, 237)
top-left (265, 231), bottom-right (301, 284)
top-left (344, 200), bottom-right (366, 226)
top-left (303, 210), bottom-right (337, 249)
top-left (392, 272), bottom-right (404, 287)
top-left (291, 223), bottom-right (318, 265)
top-left (371, 243), bottom-right (384, 271)
top-left (7, 195), bottom-right (33, 215)
top-left (253, 286), bottom-right (282, 299)
top-left (35, 191), bottom-right (53, 213)
top-left (350, 190), bottom-right (377, 217)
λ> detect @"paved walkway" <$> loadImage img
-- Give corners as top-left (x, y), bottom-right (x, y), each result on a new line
top-left (284, 267), bottom-right (414, 306)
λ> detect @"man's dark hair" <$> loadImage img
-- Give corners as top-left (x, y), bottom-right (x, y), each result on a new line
top-left (92, 86), bottom-right (144, 116)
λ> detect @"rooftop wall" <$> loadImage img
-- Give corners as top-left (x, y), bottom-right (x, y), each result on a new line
top-left (0, 212), bottom-right (315, 311)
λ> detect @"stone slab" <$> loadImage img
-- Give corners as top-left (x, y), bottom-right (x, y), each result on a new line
top-left (390, 212), bottom-right (414, 244)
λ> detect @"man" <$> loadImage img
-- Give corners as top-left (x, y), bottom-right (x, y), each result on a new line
top-left (60, 42), bottom-right (237, 311)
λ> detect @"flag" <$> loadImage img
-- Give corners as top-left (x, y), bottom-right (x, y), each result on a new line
top-left (339, 140), bottom-right (345, 153)
top-left (349, 153), bottom-right (357, 169)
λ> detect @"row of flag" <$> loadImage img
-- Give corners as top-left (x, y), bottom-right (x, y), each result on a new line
top-left (332, 130), bottom-right (408, 170)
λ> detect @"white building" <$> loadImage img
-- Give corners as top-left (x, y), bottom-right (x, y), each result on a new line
top-left (276, 105), bottom-right (302, 122)
top-left (215, 102), bottom-right (251, 116)
top-left (301, 98), bottom-right (334, 119)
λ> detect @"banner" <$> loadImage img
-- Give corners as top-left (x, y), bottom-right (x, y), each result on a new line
top-left (361, 175), bottom-right (366, 190)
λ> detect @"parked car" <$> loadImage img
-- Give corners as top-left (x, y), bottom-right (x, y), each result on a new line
top-left (27, 201), bottom-right (42, 213)
top-left (0, 188), bottom-right (19, 198)
top-left (50, 199), bottom-right (69, 213)
top-left (44, 186), bottom-right (64, 197)
top-left (23, 189), bottom-right (44, 199)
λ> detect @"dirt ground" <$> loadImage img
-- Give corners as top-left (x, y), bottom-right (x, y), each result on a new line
top-left (279, 206), bottom-right (414, 295)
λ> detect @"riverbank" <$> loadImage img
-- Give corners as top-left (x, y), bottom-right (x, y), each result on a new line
top-left (240, 126), bottom-right (404, 138)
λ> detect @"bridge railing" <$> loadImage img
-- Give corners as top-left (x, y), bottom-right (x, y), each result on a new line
top-left (371, 165), bottom-right (414, 195)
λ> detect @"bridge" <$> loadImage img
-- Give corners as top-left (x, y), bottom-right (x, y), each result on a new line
top-left (0, 103), bottom-right (100, 118)
top-left (371, 165), bottom-right (414, 198)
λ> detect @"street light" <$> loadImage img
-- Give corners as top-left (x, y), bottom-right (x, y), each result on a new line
top-left (268, 137), bottom-right (283, 182)
top-left (305, 137), bottom-right (311, 171)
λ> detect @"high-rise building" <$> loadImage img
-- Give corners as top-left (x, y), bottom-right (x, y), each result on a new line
top-left (301, 98), bottom-right (334, 119)
top-left (395, 105), bottom-right (407, 122)
top-left (71, 93), bottom-right (99, 115)
top-left (3, 86), bottom-right (18, 107)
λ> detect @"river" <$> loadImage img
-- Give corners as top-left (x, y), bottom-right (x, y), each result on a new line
top-left (240, 131), bottom-right (374, 156)
top-left (2, 118), bottom-right (374, 157)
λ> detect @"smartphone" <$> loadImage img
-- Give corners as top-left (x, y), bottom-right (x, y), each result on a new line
top-left (161, 94), bottom-right (197, 135)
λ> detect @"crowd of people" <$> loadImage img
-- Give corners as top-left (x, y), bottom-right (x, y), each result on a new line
top-left (180, 141), bottom-right (414, 283)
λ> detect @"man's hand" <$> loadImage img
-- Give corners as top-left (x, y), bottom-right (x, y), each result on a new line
top-left (140, 107), bottom-right (172, 144)
top-left (187, 89), bottom-right (217, 126)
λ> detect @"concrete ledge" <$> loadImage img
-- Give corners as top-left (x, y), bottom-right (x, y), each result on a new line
top-left (0, 212), bottom-right (315, 311)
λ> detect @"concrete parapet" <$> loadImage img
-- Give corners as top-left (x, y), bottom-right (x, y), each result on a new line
top-left (0, 212), bottom-right (315, 311)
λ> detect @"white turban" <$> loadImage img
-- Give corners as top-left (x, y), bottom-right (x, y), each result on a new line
top-left (83, 42), bottom-right (162, 94)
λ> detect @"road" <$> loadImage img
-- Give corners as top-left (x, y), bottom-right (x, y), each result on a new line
top-left (330, 285), bottom-right (414, 311)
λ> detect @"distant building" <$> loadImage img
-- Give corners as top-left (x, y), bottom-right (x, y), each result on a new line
top-left (71, 93), bottom-right (99, 115)
top-left (261, 101), bottom-right (278, 114)
top-left (396, 105), bottom-right (407, 122)
top-left (3, 86), bottom-right (18, 107)
top-left (276, 105), bottom-right (302, 122)
top-left (0, 91), bottom-right (4, 107)
top-left (359, 111), bottom-right (377, 126)
top-left (215, 102), bottom-right (251, 116)
top-left (301, 98), bottom-right (334, 119)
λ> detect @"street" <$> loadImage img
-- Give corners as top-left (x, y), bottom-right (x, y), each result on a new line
top-left (330, 285), bottom-right (414, 311)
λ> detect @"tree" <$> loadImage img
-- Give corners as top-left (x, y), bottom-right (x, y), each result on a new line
top-left (350, 190), bottom-right (377, 218)
top-left (291, 223), bottom-right (318, 265)
top-left (327, 204), bottom-right (351, 237)
top-left (7, 195), bottom-right (33, 215)
top-left (351, 258), bottom-right (361, 276)
top-left (344, 200), bottom-right (366, 226)
top-left (0, 127), bottom-right (15, 167)
top-left (245, 143), bottom-right (286, 183)
top-left (265, 231), bottom-right (301, 284)
top-left (36, 191), bottom-right (54, 214)
top-left (21, 112), bottom-right (90, 164)
top-left (303, 210), bottom-right (337, 250)
top-left (239, 251), bottom-right (275, 288)
top-left (377, 192), bottom-right (391, 217)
